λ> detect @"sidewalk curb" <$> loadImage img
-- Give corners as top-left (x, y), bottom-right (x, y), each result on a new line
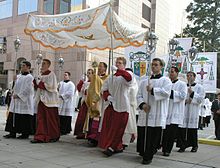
top-left (199, 138), bottom-right (220, 146)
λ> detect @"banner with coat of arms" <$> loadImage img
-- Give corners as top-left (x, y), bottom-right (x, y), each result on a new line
top-left (124, 45), bottom-right (150, 78)
top-left (192, 52), bottom-right (217, 93)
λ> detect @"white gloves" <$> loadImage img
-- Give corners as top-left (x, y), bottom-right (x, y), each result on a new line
top-left (107, 95), bottom-right (114, 103)
top-left (80, 74), bottom-right (86, 81)
top-left (34, 77), bottom-right (40, 85)
top-left (111, 65), bottom-right (118, 72)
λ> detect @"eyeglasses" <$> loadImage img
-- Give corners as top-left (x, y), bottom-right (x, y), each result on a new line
top-left (116, 61), bottom-right (123, 64)
top-left (151, 63), bottom-right (159, 66)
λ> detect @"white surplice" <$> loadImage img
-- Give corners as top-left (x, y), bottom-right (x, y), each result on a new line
top-left (122, 76), bottom-right (138, 145)
top-left (137, 76), bottom-right (172, 129)
top-left (58, 81), bottom-right (76, 116)
top-left (34, 71), bottom-right (59, 108)
top-left (9, 74), bottom-right (34, 115)
top-left (204, 98), bottom-right (212, 117)
top-left (125, 77), bottom-right (138, 134)
top-left (166, 80), bottom-right (187, 126)
top-left (101, 71), bottom-right (133, 113)
top-left (180, 83), bottom-right (205, 129)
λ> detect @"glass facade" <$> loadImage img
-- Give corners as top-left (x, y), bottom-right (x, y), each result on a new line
top-left (0, 0), bottom-right (13, 19)
top-left (60, 0), bottom-right (71, 14)
top-left (18, 0), bottom-right (38, 15)
top-left (142, 3), bottom-right (151, 22)
top-left (44, 0), bottom-right (55, 14)
top-left (71, 0), bottom-right (83, 11)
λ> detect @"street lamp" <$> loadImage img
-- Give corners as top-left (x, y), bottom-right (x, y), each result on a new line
top-left (58, 57), bottom-right (64, 82)
top-left (187, 46), bottom-right (198, 71)
top-left (168, 38), bottom-right (179, 55)
top-left (14, 36), bottom-right (21, 73)
top-left (129, 31), bottom-right (158, 70)
top-left (146, 31), bottom-right (158, 55)
top-left (58, 57), bottom-right (64, 68)
top-left (36, 52), bottom-right (43, 78)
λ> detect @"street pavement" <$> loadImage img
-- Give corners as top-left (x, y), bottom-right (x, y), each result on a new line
top-left (0, 106), bottom-right (219, 168)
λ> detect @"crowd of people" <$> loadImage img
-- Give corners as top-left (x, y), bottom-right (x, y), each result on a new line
top-left (2, 57), bottom-right (220, 165)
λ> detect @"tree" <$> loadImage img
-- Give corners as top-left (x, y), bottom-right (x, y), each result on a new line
top-left (176, 0), bottom-right (220, 52)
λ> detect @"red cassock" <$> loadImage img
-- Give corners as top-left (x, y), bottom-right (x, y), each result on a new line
top-left (73, 102), bottom-right (88, 137)
top-left (98, 105), bottom-right (128, 151)
top-left (33, 70), bottom-right (60, 142)
top-left (98, 69), bottom-right (131, 151)
top-left (34, 101), bottom-right (60, 142)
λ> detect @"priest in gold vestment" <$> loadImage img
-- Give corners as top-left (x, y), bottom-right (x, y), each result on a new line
top-left (85, 62), bottom-right (108, 147)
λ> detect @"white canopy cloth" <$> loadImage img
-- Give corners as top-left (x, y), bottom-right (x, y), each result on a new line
top-left (24, 1), bottom-right (148, 50)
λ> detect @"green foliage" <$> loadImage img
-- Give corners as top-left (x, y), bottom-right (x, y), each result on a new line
top-left (176, 0), bottom-right (220, 52)
top-left (196, 57), bottom-right (209, 61)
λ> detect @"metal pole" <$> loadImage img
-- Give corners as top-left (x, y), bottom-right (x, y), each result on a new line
top-left (13, 36), bottom-right (21, 127)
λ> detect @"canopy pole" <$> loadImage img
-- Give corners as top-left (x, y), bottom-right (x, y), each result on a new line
top-left (144, 34), bottom-right (151, 152)
top-left (110, 2), bottom-right (114, 83)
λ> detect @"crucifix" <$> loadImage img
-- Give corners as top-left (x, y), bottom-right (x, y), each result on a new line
top-left (140, 63), bottom-right (146, 74)
top-left (197, 68), bottom-right (207, 85)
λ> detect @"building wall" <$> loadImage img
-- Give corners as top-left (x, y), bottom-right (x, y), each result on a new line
top-left (0, 0), bottom-right (170, 88)
top-left (152, 0), bottom-right (170, 57)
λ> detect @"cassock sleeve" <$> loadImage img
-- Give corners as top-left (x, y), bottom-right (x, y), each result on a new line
top-left (17, 75), bottom-right (34, 102)
top-left (60, 82), bottom-right (75, 102)
top-left (191, 85), bottom-right (205, 104)
top-left (76, 80), bottom-right (84, 92)
top-left (173, 82), bottom-right (187, 103)
top-left (153, 77), bottom-right (172, 101)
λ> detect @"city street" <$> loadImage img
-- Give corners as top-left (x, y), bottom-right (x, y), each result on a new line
top-left (0, 106), bottom-right (219, 168)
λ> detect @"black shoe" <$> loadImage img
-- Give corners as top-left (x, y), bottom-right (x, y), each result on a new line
top-left (49, 138), bottom-right (59, 143)
top-left (191, 147), bottom-right (198, 153)
top-left (163, 152), bottom-right (170, 157)
top-left (139, 153), bottom-right (144, 157)
top-left (177, 148), bottom-right (185, 153)
top-left (30, 139), bottom-right (44, 143)
top-left (17, 134), bottom-right (29, 139)
top-left (88, 140), bottom-right (98, 147)
top-left (142, 159), bottom-right (152, 165)
top-left (153, 149), bottom-right (158, 154)
top-left (114, 149), bottom-right (123, 154)
top-left (103, 148), bottom-right (114, 157)
top-left (3, 133), bottom-right (16, 139)
top-left (122, 144), bottom-right (128, 150)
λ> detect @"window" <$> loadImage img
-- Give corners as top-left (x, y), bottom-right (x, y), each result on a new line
top-left (0, 37), bottom-right (7, 54)
top-left (113, 0), bottom-right (119, 14)
top-left (60, 0), bottom-right (71, 14)
top-left (71, 0), bottom-right (83, 11)
top-left (18, 0), bottom-right (38, 15)
top-left (0, 62), bottom-right (7, 75)
top-left (0, 0), bottom-right (13, 19)
top-left (141, 24), bottom-right (149, 29)
top-left (142, 3), bottom-right (151, 22)
top-left (44, 0), bottom-right (54, 14)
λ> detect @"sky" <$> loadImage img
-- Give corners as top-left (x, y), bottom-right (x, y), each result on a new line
top-left (168, 0), bottom-right (193, 37)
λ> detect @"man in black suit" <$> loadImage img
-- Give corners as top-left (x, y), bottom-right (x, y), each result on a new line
top-left (211, 93), bottom-right (220, 140)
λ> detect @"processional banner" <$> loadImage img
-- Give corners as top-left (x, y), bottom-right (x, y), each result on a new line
top-left (192, 52), bottom-right (217, 93)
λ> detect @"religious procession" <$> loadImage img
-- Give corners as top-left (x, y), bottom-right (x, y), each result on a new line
top-left (0, 0), bottom-right (220, 167)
